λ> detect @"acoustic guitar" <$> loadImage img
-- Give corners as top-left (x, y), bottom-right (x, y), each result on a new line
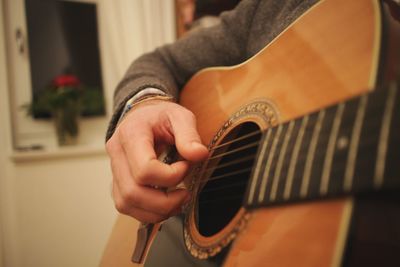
top-left (100, 0), bottom-right (400, 266)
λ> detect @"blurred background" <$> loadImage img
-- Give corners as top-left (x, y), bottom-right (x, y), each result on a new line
top-left (0, 0), bottom-right (238, 266)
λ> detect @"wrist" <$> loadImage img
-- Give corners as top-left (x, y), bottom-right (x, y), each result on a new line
top-left (117, 94), bottom-right (174, 125)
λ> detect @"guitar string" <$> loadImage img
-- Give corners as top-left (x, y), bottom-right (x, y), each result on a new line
top-left (198, 127), bottom-right (272, 182)
top-left (197, 155), bottom-right (379, 199)
top-left (201, 143), bottom-right (339, 185)
top-left (197, 194), bottom-right (243, 205)
top-left (200, 179), bottom-right (248, 194)
top-left (198, 128), bottom-right (309, 183)
top-left (193, 132), bottom-right (352, 193)
top-left (201, 168), bottom-right (253, 183)
top-left (208, 141), bottom-right (260, 160)
top-left (208, 129), bottom-right (263, 151)
top-left (203, 147), bottom-right (305, 184)
top-left (206, 129), bottom-right (337, 159)
top-left (202, 111), bottom-right (360, 161)
top-left (204, 125), bottom-right (276, 160)
top-left (202, 155), bottom-right (255, 172)
top-left (189, 117), bottom-right (361, 195)
top-left (199, 160), bottom-right (329, 200)
top-left (190, 99), bottom-right (394, 200)
top-left (195, 154), bottom-right (362, 204)
top-left (203, 118), bottom-right (360, 164)
top-left (196, 144), bottom-right (378, 198)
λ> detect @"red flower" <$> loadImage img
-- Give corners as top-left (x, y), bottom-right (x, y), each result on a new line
top-left (53, 75), bottom-right (80, 87)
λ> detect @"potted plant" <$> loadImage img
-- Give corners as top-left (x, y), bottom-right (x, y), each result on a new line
top-left (28, 74), bottom-right (83, 146)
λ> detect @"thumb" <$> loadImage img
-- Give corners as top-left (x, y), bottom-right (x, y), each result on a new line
top-left (169, 109), bottom-right (208, 162)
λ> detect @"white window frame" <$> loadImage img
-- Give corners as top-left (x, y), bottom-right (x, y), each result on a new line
top-left (3, 0), bottom-right (176, 152)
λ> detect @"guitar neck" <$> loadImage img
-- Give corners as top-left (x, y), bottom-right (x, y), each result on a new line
top-left (245, 82), bottom-right (400, 208)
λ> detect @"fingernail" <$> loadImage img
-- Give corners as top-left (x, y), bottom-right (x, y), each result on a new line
top-left (191, 141), bottom-right (205, 150)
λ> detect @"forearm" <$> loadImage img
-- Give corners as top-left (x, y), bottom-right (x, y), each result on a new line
top-left (107, 0), bottom-right (260, 140)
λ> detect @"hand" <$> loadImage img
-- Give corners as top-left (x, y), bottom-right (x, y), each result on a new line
top-left (106, 100), bottom-right (209, 223)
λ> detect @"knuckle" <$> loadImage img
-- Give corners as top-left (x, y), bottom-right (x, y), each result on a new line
top-left (134, 170), bottom-right (148, 185)
top-left (166, 166), bottom-right (176, 179)
top-left (170, 105), bottom-right (193, 119)
top-left (134, 163), bottom-right (154, 185)
top-left (110, 160), bottom-right (118, 174)
top-left (120, 188), bottom-right (139, 206)
top-left (105, 139), bottom-right (117, 155)
top-left (181, 108), bottom-right (196, 121)
top-left (114, 199), bottom-right (129, 214)
top-left (118, 128), bottom-right (131, 146)
top-left (165, 166), bottom-right (181, 184)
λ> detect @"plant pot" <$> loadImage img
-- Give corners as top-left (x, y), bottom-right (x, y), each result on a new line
top-left (52, 102), bottom-right (80, 146)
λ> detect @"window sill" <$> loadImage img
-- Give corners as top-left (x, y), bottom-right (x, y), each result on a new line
top-left (11, 144), bottom-right (107, 163)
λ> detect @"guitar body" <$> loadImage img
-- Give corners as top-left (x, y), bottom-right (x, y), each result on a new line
top-left (100, 0), bottom-right (400, 266)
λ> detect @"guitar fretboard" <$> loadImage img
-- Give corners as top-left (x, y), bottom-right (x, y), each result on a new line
top-left (245, 82), bottom-right (400, 208)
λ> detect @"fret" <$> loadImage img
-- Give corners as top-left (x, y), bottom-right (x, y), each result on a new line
top-left (284, 115), bottom-right (309, 200)
top-left (374, 84), bottom-right (397, 188)
top-left (247, 129), bottom-right (272, 204)
top-left (307, 106), bottom-right (336, 197)
top-left (300, 110), bottom-right (325, 198)
top-left (343, 95), bottom-right (368, 192)
top-left (270, 120), bottom-right (295, 201)
top-left (320, 103), bottom-right (345, 195)
top-left (258, 124), bottom-right (283, 203)
top-left (274, 120), bottom-right (301, 201)
top-left (351, 90), bottom-right (383, 191)
top-left (263, 124), bottom-right (288, 200)
top-left (244, 83), bottom-right (400, 210)
top-left (384, 83), bottom-right (400, 188)
top-left (327, 99), bottom-right (358, 195)
top-left (290, 113), bottom-right (317, 199)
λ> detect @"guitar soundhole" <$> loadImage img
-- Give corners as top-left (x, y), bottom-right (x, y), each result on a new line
top-left (196, 122), bottom-right (262, 237)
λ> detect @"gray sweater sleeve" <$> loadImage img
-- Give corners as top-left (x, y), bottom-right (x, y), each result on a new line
top-left (106, 0), bottom-right (317, 140)
top-left (105, 0), bottom-right (261, 140)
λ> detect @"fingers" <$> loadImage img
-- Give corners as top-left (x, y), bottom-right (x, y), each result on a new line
top-left (113, 182), bottom-right (188, 223)
top-left (106, 100), bottom-right (208, 223)
top-left (119, 129), bottom-right (190, 187)
top-left (109, 143), bottom-right (189, 223)
top-left (168, 108), bottom-right (209, 162)
top-left (113, 181), bottom-right (189, 223)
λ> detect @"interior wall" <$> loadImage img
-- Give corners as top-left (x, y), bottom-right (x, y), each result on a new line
top-left (13, 156), bottom-right (117, 267)
top-left (0, 0), bottom-right (176, 266)
top-left (0, 0), bottom-right (22, 265)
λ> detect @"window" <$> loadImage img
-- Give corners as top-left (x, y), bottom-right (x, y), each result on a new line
top-left (4, 0), bottom-right (176, 151)
top-left (5, 0), bottom-right (109, 150)
top-left (25, 0), bottom-right (105, 118)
